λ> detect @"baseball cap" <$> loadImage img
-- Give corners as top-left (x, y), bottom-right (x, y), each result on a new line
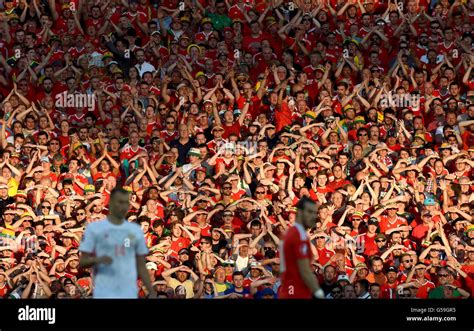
top-left (84, 184), bottom-right (95, 193)
top-left (178, 248), bottom-right (189, 255)
top-left (249, 262), bottom-right (260, 269)
top-left (223, 210), bottom-right (234, 217)
top-left (423, 197), bottom-right (436, 206)
top-left (439, 143), bottom-right (451, 150)
top-left (102, 52), bottom-right (113, 60)
top-left (15, 190), bottom-right (27, 198)
top-left (223, 259), bottom-right (235, 266)
top-left (187, 148), bottom-right (201, 157)
top-left (304, 111), bottom-right (317, 120)
top-left (375, 233), bottom-right (387, 241)
top-left (350, 211), bottom-right (365, 220)
top-left (414, 134), bottom-right (426, 142)
top-left (63, 278), bottom-right (74, 287)
top-left (195, 71), bottom-right (205, 79)
top-left (263, 163), bottom-right (276, 170)
top-left (368, 217), bottom-right (379, 226)
top-left (337, 274), bottom-right (350, 283)
top-left (356, 263), bottom-right (368, 270)
top-left (211, 125), bottom-right (224, 132)
top-left (176, 83), bottom-right (188, 91)
top-left (354, 116), bottom-right (366, 124)
top-left (195, 167), bottom-right (207, 173)
top-left (146, 262), bottom-right (158, 270)
top-left (386, 266), bottom-right (398, 273)
top-left (201, 17), bottom-right (212, 25)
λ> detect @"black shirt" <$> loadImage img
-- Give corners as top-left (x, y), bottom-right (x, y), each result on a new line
top-left (170, 139), bottom-right (196, 165)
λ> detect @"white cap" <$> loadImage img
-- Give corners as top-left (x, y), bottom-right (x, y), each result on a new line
top-left (146, 262), bottom-right (157, 270)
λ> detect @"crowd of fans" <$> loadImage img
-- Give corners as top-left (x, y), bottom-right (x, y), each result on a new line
top-left (0, 0), bottom-right (472, 299)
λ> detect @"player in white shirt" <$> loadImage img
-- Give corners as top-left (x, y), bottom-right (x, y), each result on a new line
top-left (79, 187), bottom-right (156, 298)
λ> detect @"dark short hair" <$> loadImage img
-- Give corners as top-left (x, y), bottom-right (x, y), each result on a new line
top-left (110, 187), bottom-right (131, 199)
top-left (250, 219), bottom-right (262, 228)
top-left (355, 279), bottom-right (370, 291)
top-left (201, 236), bottom-right (212, 244)
top-left (369, 283), bottom-right (380, 290)
top-left (296, 196), bottom-right (316, 210)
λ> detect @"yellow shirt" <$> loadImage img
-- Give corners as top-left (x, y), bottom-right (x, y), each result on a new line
top-left (167, 278), bottom-right (195, 299)
top-left (7, 178), bottom-right (18, 197)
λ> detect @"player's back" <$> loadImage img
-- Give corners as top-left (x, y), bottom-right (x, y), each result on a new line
top-left (80, 218), bottom-right (148, 298)
top-left (279, 223), bottom-right (312, 299)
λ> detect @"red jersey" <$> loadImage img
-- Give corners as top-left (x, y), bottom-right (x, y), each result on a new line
top-left (119, 145), bottom-right (147, 161)
top-left (279, 223), bottom-right (313, 299)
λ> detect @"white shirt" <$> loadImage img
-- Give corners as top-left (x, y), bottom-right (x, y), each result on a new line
top-left (235, 255), bottom-right (249, 272)
top-left (135, 62), bottom-right (156, 78)
top-left (79, 218), bottom-right (148, 298)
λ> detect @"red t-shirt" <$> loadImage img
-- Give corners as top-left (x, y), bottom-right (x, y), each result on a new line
top-left (170, 237), bottom-right (191, 257)
top-left (379, 215), bottom-right (408, 233)
top-left (279, 223), bottom-right (313, 299)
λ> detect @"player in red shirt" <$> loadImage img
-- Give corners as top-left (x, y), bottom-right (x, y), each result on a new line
top-left (279, 197), bottom-right (324, 299)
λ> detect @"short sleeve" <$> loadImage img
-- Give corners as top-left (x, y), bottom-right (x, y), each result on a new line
top-left (294, 237), bottom-right (310, 260)
top-left (135, 226), bottom-right (149, 256)
top-left (79, 224), bottom-right (96, 254)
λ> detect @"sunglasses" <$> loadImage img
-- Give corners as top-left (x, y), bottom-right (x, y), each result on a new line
top-left (255, 191), bottom-right (265, 194)
top-left (308, 166), bottom-right (317, 170)
top-left (41, 205), bottom-right (51, 209)
top-left (222, 187), bottom-right (231, 190)
top-left (166, 121), bottom-right (175, 124)
top-left (358, 133), bottom-right (368, 136)
top-left (403, 259), bottom-right (413, 263)
top-left (376, 239), bottom-right (386, 243)
top-left (315, 236), bottom-right (326, 240)
top-left (438, 274), bottom-right (449, 278)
